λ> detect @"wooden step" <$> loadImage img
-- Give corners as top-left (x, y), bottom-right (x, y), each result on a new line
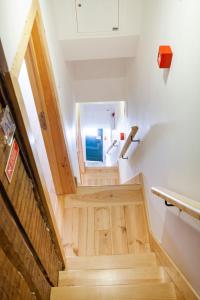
top-left (66, 253), bottom-right (157, 270)
top-left (59, 266), bottom-right (166, 287)
top-left (51, 282), bottom-right (177, 300)
top-left (77, 184), bottom-right (142, 194)
top-left (64, 186), bottom-right (143, 208)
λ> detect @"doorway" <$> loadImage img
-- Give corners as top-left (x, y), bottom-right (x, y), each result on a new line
top-left (86, 128), bottom-right (103, 162)
top-left (21, 16), bottom-right (75, 195)
top-left (76, 101), bottom-right (127, 185)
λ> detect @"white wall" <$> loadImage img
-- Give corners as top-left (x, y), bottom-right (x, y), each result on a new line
top-left (119, 0), bottom-right (200, 294)
top-left (51, 0), bottom-right (143, 38)
top-left (38, 0), bottom-right (80, 181)
top-left (72, 58), bottom-right (128, 102)
top-left (0, 0), bottom-right (32, 69)
top-left (50, 0), bottom-right (142, 61)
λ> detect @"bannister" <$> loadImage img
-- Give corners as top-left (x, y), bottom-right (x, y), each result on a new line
top-left (119, 126), bottom-right (140, 159)
top-left (106, 139), bottom-right (117, 154)
top-left (152, 187), bottom-right (200, 220)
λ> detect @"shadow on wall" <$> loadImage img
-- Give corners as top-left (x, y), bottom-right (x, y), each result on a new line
top-left (163, 68), bottom-right (171, 85)
top-left (162, 209), bottom-right (200, 295)
top-left (128, 121), bottom-right (178, 164)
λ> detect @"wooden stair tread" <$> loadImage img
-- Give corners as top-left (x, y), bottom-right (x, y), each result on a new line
top-left (64, 188), bottom-right (143, 208)
top-left (66, 253), bottom-right (157, 270)
top-left (77, 184), bottom-right (142, 194)
top-left (51, 282), bottom-right (177, 299)
top-left (59, 266), bottom-right (166, 287)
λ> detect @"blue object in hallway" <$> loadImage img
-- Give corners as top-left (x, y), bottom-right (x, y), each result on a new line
top-left (86, 129), bottom-right (103, 161)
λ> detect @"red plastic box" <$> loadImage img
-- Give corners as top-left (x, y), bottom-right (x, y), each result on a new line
top-left (157, 46), bottom-right (173, 68)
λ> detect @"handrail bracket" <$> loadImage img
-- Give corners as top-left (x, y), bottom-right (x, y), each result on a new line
top-left (131, 137), bottom-right (140, 143)
top-left (165, 201), bottom-right (174, 207)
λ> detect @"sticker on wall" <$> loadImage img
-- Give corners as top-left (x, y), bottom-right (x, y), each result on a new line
top-left (0, 105), bottom-right (16, 146)
top-left (5, 139), bottom-right (19, 183)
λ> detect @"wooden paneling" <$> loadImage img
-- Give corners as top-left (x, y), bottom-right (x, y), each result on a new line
top-left (111, 206), bottom-right (128, 254)
top-left (0, 138), bottom-right (62, 286)
top-left (0, 194), bottom-right (50, 300)
top-left (0, 248), bottom-right (37, 300)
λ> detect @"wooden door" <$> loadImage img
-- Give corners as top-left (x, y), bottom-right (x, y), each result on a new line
top-left (25, 17), bottom-right (76, 195)
top-left (76, 0), bottom-right (119, 33)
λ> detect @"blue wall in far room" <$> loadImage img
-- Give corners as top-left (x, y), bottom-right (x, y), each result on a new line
top-left (86, 129), bottom-right (103, 161)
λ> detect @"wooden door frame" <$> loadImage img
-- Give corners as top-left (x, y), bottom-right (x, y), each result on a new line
top-left (10, 1), bottom-right (76, 196)
top-left (76, 103), bottom-right (85, 184)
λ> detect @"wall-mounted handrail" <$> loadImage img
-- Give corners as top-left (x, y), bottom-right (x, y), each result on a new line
top-left (152, 186), bottom-right (200, 220)
top-left (119, 126), bottom-right (140, 159)
top-left (106, 139), bottom-right (117, 154)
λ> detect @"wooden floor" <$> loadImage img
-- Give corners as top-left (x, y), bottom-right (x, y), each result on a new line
top-left (80, 166), bottom-right (120, 186)
top-left (53, 183), bottom-right (178, 299)
top-left (62, 185), bottom-right (150, 257)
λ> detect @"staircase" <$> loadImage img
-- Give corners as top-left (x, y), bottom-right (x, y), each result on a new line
top-left (52, 183), bottom-right (177, 299)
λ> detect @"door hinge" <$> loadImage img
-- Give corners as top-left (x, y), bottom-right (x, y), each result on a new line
top-left (39, 111), bottom-right (47, 130)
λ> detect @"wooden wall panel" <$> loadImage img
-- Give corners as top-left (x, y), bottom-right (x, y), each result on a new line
top-left (0, 248), bottom-right (37, 300)
top-left (0, 142), bottom-right (62, 286)
top-left (0, 194), bottom-right (50, 300)
top-left (0, 64), bottom-right (63, 299)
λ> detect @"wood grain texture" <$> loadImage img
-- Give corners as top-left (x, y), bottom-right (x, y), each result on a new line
top-left (0, 248), bottom-right (37, 300)
top-left (62, 185), bottom-right (150, 257)
top-left (59, 266), bottom-right (166, 287)
top-left (111, 206), bottom-right (128, 254)
top-left (51, 282), bottom-right (177, 300)
top-left (0, 194), bottom-right (50, 300)
top-left (81, 167), bottom-right (119, 186)
top-left (66, 253), bottom-right (157, 270)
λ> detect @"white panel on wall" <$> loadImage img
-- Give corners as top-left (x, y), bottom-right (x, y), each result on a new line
top-left (76, 0), bottom-right (119, 33)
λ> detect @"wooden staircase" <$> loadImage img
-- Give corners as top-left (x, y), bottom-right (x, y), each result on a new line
top-left (52, 183), bottom-right (178, 299)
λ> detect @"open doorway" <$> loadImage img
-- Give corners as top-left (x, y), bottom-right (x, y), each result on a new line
top-left (76, 101), bottom-right (127, 185)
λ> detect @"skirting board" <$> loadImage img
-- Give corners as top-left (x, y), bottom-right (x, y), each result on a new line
top-left (149, 232), bottom-right (200, 300)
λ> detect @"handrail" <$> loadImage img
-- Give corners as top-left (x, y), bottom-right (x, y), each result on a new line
top-left (106, 139), bottom-right (117, 154)
top-left (119, 126), bottom-right (140, 159)
top-left (152, 186), bottom-right (200, 220)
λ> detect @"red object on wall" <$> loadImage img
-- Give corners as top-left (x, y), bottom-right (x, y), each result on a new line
top-left (120, 132), bottom-right (125, 140)
top-left (157, 46), bottom-right (173, 68)
top-left (5, 139), bottom-right (19, 183)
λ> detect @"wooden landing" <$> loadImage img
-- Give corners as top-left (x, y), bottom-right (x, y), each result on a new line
top-left (62, 185), bottom-right (150, 257)
top-left (81, 166), bottom-right (120, 186)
